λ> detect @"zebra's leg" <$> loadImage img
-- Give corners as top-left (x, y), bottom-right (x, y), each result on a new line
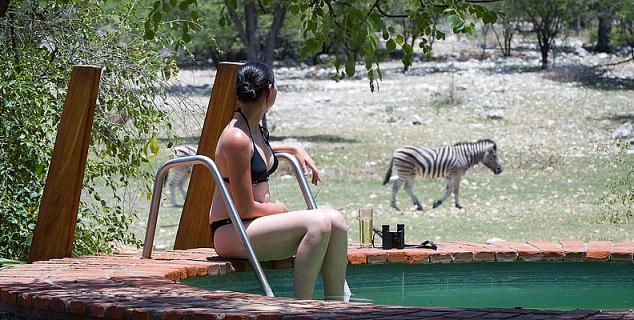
top-left (404, 177), bottom-right (423, 211)
top-left (390, 178), bottom-right (403, 211)
top-left (433, 178), bottom-right (453, 208)
top-left (176, 180), bottom-right (188, 208)
top-left (452, 176), bottom-right (463, 209)
top-left (167, 183), bottom-right (179, 207)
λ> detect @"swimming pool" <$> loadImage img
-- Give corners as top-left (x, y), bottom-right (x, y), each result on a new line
top-left (184, 262), bottom-right (634, 310)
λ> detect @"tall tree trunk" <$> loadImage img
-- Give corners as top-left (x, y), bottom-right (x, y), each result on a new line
top-left (262, 1), bottom-right (286, 66)
top-left (244, 0), bottom-right (259, 61)
top-left (227, 0), bottom-right (259, 62)
top-left (540, 43), bottom-right (549, 69)
top-left (595, 15), bottom-right (612, 53)
top-left (504, 29), bottom-right (513, 56)
top-left (537, 28), bottom-right (550, 69)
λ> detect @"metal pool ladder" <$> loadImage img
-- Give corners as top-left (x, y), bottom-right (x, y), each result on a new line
top-left (142, 153), bottom-right (351, 299)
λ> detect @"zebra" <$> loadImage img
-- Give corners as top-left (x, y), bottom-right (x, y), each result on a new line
top-left (383, 139), bottom-right (503, 211)
top-left (163, 144), bottom-right (197, 207)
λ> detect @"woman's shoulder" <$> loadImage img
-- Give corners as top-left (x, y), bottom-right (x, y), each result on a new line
top-left (219, 127), bottom-right (252, 152)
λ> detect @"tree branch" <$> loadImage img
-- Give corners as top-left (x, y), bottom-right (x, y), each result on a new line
top-left (263, 0), bottom-right (286, 65)
top-left (226, 2), bottom-right (248, 47)
top-left (369, 1), bottom-right (408, 18)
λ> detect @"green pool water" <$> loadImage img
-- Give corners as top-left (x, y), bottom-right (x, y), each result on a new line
top-left (184, 262), bottom-right (634, 310)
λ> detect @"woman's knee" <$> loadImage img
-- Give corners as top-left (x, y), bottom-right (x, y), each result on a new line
top-left (305, 213), bottom-right (332, 238)
top-left (322, 208), bottom-right (348, 233)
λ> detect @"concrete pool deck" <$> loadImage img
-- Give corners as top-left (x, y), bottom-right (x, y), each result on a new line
top-left (1, 241), bottom-right (633, 319)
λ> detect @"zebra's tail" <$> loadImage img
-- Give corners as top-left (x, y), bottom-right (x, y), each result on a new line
top-left (383, 158), bottom-right (394, 185)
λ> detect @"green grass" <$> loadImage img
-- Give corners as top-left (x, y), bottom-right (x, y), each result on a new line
top-left (131, 146), bottom-right (630, 249)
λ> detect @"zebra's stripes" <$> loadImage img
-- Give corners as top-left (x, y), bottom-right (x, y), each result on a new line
top-left (383, 139), bottom-right (503, 211)
top-left (163, 144), bottom-right (198, 207)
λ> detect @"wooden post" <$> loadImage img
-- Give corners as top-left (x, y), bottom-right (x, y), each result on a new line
top-left (28, 65), bottom-right (102, 262)
top-left (174, 62), bottom-right (242, 249)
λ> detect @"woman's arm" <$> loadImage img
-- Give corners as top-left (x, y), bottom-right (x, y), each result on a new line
top-left (271, 142), bottom-right (321, 185)
top-left (220, 129), bottom-right (287, 218)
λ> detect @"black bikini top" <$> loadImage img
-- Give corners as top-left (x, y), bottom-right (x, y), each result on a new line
top-left (222, 109), bottom-right (279, 184)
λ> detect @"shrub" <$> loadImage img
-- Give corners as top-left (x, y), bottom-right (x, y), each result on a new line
top-left (0, 0), bottom-right (174, 260)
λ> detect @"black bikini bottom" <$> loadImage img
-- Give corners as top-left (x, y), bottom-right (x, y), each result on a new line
top-left (210, 218), bottom-right (257, 240)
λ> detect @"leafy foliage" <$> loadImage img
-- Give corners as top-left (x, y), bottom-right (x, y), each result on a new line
top-left (0, 0), bottom-right (173, 260)
top-left (598, 142), bottom-right (634, 224)
top-left (147, 0), bottom-right (499, 90)
top-left (613, 1), bottom-right (634, 57)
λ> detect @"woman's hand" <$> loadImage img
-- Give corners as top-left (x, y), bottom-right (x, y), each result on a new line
top-left (271, 142), bottom-right (322, 185)
top-left (293, 147), bottom-right (321, 185)
top-left (274, 201), bottom-right (288, 213)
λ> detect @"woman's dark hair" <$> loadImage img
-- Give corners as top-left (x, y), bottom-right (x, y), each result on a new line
top-left (236, 62), bottom-right (275, 102)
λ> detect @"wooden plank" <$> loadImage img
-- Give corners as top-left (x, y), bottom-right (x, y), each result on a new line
top-left (28, 65), bottom-right (102, 262)
top-left (174, 62), bottom-right (242, 249)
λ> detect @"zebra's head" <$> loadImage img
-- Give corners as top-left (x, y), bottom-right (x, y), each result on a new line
top-left (480, 140), bottom-right (503, 175)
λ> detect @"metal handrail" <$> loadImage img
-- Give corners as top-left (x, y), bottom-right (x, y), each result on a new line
top-left (142, 153), bottom-right (351, 300)
top-left (142, 155), bottom-right (273, 297)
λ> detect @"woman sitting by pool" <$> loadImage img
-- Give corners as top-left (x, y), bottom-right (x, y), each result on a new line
top-left (209, 62), bottom-right (348, 300)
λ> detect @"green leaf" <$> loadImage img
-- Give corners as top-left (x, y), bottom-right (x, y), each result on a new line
top-left (448, 14), bottom-right (461, 28)
top-left (395, 34), bottom-right (404, 46)
top-left (228, 0), bottom-right (237, 10)
top-left (386, 39), bottom-right (396, 51)
top-left (345, 60), bottom-right (355, 77)
top-left (402, 43), bottom-right (413, 55)
top-left (162, 2), bottom-right (172, 12)
top-left (150, 135), bottom-right (160, 156)
top-left (182, 33), bottom-right (192, 43)
top-left (402, 54), bottom-right (412, 69)
top-left (144, 30), bottom-right (155, 40)
top-left (304, 38), bottom-right (321, 54)
top-left (152, 11), bottom-right (162, 23)
top-left (364, 56), bottom-right (373, 70)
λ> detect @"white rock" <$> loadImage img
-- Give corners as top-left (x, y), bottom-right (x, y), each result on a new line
top-left (612, 123), bottom-right (633, 140)
top-left (486, 110), bottom-right (504, 120)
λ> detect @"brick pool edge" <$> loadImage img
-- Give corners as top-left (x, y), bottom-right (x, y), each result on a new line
top-left (1, 241), bottom-right (633, 319)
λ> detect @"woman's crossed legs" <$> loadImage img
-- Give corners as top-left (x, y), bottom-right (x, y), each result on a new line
top-left (213, 208), bottom-right (348, 300)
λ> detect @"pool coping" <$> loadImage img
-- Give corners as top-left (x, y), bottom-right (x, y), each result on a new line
top-left (1, 240), bottom-right (633, 319)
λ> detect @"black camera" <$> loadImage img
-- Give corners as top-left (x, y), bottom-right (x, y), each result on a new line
top-left (381, 224), bottom-right (405, 250)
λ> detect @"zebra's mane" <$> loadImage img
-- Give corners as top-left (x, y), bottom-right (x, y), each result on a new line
top-left (453, 139), bottom-right (497, 150)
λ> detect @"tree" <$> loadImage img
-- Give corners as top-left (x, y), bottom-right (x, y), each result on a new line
top-left (147, 0), bottom-right (500, 91)
top-left (614, 1), bottom-right (634, 61)
top-left (516, 0), bottom-right (576, 69)
top-left (588, 1), bottom-right (621, 53)
top-left (224, 0), bottom-right (287, 66)
top-left (490, 1), bottom-right (522, 57)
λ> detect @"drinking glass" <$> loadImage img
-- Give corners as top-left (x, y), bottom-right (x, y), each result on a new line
top-left (358, 208), bottom-right (374, 248)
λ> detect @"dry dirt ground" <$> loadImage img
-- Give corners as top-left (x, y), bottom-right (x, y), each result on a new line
top-left (137, 36), bottom-right (634, 249)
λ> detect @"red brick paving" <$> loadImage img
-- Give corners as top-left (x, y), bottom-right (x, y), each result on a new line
top-left (587, 241), bottom-right (613, 261)
top-left (560, 240), bottom-right (587, 261)
top-left (1, 242), bottom-right (633, 319)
